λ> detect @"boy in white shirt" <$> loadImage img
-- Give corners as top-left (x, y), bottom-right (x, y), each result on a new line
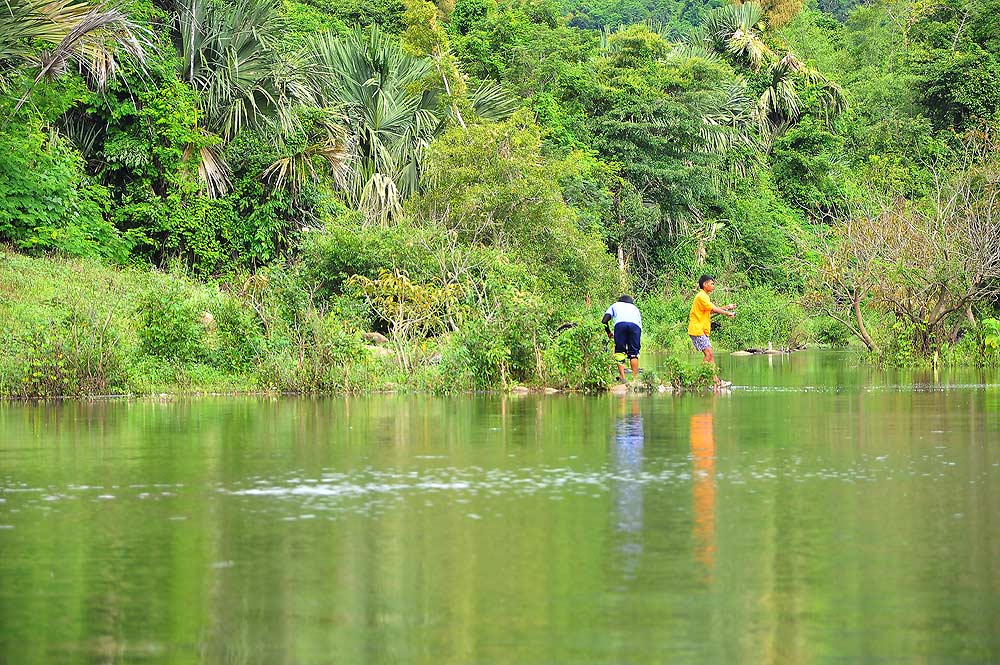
top-left (602, 295), bottom-right (642, 383)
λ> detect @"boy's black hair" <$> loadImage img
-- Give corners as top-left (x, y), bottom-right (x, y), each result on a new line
top-left (618, 294), bottom-right (634, 304)
top-left (698, 275), bottom-right (715, 289)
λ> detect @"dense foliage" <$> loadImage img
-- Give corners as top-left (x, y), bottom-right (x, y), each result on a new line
top-left (2, 0), bottom-right (999, 395)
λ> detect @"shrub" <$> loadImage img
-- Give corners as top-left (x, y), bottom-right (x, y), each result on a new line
top-left (18, 328), bottom-right (76, 398)
top-left (661, 355), bottom-right (716, 390)
top-left (636, 293), bottom-right (688, 348)
top-left (255, 308), bottom-right (369, 393)
top-left (209, 296), bottom-right (264, 372)
top-left (543, 322), bottom-right (612, 390)
top-left (137, 280), bottom-right (206, 362)
top-left (811, 315), bottom-right (852, 347)
top-left (711, 285), bottom-right (810, 350)
top-left (299, 212), bottom-right (441, 296)
top-left (872, 318), bottom-right (922, 368)
top-left (450, 318), bottom-right (517, 389)
top-left (638, 368), bottom-right (662, 391)
top-left (0, 118), bottom-right (125, 261)
top-left (16, 313), bottom-right (130, 398)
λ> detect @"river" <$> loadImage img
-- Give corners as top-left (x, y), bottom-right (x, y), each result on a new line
top-left (1, 351), bottom-right (998, 664)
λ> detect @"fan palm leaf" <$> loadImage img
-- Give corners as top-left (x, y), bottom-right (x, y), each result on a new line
top-left (173, 0), bottom-right (304, 140)
top-left (1, 0), bottom-right (147, 109)
top-left (302, 27), bottom-right (441, 221)
top-left (301, 26), bottom-right (515, 222)
top-left (697, 3), bottom-right (770, 69)
top-left (469, 81), bottom-right (519, 121)
top-left (171, 0), bottom-right (333, 196)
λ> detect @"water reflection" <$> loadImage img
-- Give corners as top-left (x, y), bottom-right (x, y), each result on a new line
top-left (612, 398), bottom-right (644, 579)
top-left (690, 412), bottom-right (716, 580)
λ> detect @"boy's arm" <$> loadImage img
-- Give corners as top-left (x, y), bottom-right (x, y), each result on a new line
top-left (602, 312), bottom-right (614, 337)
top-left (711, 304), bottom-right (736, 317)
top-left (706, 298), bottom-right (735, 318)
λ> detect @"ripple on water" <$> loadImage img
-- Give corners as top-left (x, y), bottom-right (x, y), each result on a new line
top-left (1, 453), bottom-right (985, 519)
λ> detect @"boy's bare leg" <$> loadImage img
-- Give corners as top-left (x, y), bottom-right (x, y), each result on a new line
top-left (630, 357), bottom-right (639, 377)
top-left (702, 348), bottom-right (721, 387)
top-left (617, 362), bottom-right (627, 382)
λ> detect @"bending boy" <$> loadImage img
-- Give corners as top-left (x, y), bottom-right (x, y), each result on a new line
top-left (688, 275), bottom-right (736, 388)
top-left (603, 295), bottom-right (642, 383)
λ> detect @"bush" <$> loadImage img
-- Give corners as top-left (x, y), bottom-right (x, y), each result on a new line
top-left (872, 318), bottom-right (923, 368)
top-left (661, 354), bottom-right (716, 390)
top-left (449, 318), bottom-right (518, 389)
top-left (711, 285), bottom-right (810, 350)
top-left (299, 211), bottom-right (441, 297)
top-left (137, 279), bottom-right (207, 362)
top-left (0, 118), bottom-right (125, 261)
top-left (543, 322), bottom-right (612, 390)
top-left (209, 296), bottom-right (264, 372)
top-left (636, 293), bottom-right (688, 348)
top-left (713, 180), bottom-right (805, 289)
top-left (811, 315), bottom-right (852, 347)
top-left (16, 314), bottom-right (130, 398)
top-left (255, 308), bottom-right (369, 393)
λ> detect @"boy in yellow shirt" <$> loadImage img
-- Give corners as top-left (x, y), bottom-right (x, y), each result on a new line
top-left (688, 275), bottom-right (736, 388)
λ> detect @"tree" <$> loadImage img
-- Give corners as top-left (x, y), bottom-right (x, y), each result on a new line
top-left (815, 129), bottom-right (1000, 355)
top-left (172, 0), bottom-right (322, 196)
top-left (303, 26), bottom-right (514, 223)
top-left (410, 110), bottom-right (616, 302)
top-left (570, 25), bottom-right (755, 286)
top-left (693, 3), bottom-right (846, 142)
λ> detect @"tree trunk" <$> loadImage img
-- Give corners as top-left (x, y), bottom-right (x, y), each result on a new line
top-left (853, 294), bottom-right (878, 353)
top-left (617, 244), bottom-right (626, 289)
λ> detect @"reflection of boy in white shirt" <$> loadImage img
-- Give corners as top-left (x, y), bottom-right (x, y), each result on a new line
top-left (602, 295), bottom-right (642, 383)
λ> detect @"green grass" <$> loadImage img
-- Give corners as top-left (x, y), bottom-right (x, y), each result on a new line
top-left (0, 248), bottom-right (255, 397)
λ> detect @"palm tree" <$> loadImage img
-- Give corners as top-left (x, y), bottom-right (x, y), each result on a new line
top-left (172, 0), bottom-right (318, 196)
top-left (303, 26), bottom-right (515, 224)
top-left (699, 3), bottom-right (772, 69)
top-left (172, 0), bottom-right (305, 141)
top-left (691, 3), bottom-right (845, 141)
top-left (0, 0), bottom-right (147, 114)
top-left (303, 27), bottom-right (436, 221)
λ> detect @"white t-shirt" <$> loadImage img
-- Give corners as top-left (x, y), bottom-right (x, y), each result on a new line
top-left (606, 302), bottom-right (642, 328)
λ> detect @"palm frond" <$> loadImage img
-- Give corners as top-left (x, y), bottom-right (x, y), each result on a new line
top-left (669, 43), bottom-right (721, 63)
top-left (358, 172), bottom-right (403, 225)
top-left (301, 26), bottom-right (448, 221)
top-left (698, 2), bottom-right (771, 70)
top-left (3, 0), bottom-right (148, 116)
top-left (182, 141), bottom-right (230, 198)
top-left (173, 0), bottom-right (294, 139)
top-left (469, 81), bottom-right (518, 121)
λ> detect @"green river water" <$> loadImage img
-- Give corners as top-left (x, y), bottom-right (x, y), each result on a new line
top-left (1, 351), bottom-right (998, 664)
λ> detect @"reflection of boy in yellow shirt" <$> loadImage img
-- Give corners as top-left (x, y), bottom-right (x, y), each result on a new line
top-left (688, 275), bottom-right (736, 388)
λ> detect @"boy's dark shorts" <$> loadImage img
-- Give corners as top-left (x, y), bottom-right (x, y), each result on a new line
top-left (614, 322), bottom-right (641, 359)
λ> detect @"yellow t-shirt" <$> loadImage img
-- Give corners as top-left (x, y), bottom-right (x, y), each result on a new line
top-left (688, 290), bottom-right (714, 337)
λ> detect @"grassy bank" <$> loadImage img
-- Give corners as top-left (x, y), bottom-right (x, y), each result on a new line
top-left (0, 250), bottom-right (252, 396)
top-left (8, 248), bottom-right (988, 400)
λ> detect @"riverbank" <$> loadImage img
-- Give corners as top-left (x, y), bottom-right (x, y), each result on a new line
top-left (0, 250), bottom-right (759, 398)
top-left (0, 250), bottom-right (674, 398)
top-left (10, 250), bottom-right (957, 400)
